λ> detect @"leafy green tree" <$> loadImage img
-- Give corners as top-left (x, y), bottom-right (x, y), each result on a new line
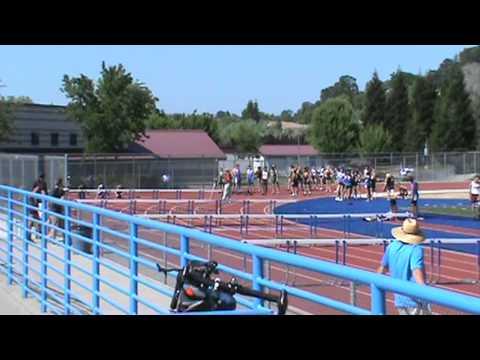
top-left (404, 75), bottom-right (438, 152)
top-left (309, 97), bottom-right (359, 153)
top-left (362, 71), bottom-right (386, 127)
top-left (279, 109), bottom-right (294, 122)
top-left (0, 81), bottom-right (14, 142)
top-left (459, 46), bottom-right (480, 65)
top-left (294, 101), bottom-right (318, 124)
top-left (147, 111), bottom-right (220, 143)
top-left (358, 124), bottom-right (392, 154)
top-left (241, 100), bottom-right (261, 122)
top-left (61, 62), bottom-right (157, 153)
top-left (430, 64), bottom-right (476, 151)
top-left (218, 119), bottom-right (264, 153)
top-left (321, 75), bottom-right (359, 103)
top-left (385, 70), bottom-right (410, 151)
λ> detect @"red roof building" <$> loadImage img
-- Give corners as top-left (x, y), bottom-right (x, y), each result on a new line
top-left (259, 144), bottom-right (319, 157)
top-left (129, 130), bottom-right (226, 159)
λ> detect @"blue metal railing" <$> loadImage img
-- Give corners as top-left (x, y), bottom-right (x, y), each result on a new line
top-left (0, 184), bottom-right (480, 315)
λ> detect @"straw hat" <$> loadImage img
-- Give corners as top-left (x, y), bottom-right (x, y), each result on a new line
top-left (391, 219), bottom-right (425, 245)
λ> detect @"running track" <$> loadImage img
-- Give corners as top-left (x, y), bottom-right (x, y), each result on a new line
top-left (74, 181), bottom-right (479, 314)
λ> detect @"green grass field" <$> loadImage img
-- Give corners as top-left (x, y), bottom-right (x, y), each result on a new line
top-left (400, 205), bottom-right (478, 218)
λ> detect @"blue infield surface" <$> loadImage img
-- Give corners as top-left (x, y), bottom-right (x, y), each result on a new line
top-left (275, 197), bottom-right (480, 255)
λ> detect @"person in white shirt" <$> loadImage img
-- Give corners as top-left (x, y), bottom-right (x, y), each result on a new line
top-left (231, 165), bottom-right (239, 193)
top-left (469, 176), bottom-right (480, 217)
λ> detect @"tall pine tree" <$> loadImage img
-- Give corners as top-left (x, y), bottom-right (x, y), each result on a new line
top-left (362, 71), bottom-right (386, 127)
top-left (430, 64), bottom-right (476, 151)
top-left (241, 100), bottom-right (261, 123)
top-left (385, 71), bottom-right (410, 151)
top-left (404, 75), bottom-right (438, 152)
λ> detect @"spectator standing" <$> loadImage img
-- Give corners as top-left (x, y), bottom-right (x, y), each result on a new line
top-left (235, 164), bottom-right (242, 194)
top-left (287, 165), bottom-right (295, 194)
top-left (216, 168), bottom-right (224, 190)
top-left (255, 166), bottom-right (263, 193)
top-left (246, 165), bottom-right (255, 195)
top-left (303, 167), bottom-right (312, 195)
top-left (291, 168), bottom-right (300, 197)
top-left (270, 165), bottom-right (280, 195)
top-left (409, 176), bottom-right (420, 218)
top-left (231, 165), bottom-right (238, 193)
top-left (383, 173), bottom-right (396, 195)
top-left (97, 184), bottom-right (107, 199)
top-left (469, 176), bottom-right (480, 219)
top-left (261, 166), bottom-right (269, 195)
top-left (377, 219), bottom-right (431, 315)
top-left (222, 170), bottom-right (233, 203)
top-left (47, 178), bottom-right (66, 241)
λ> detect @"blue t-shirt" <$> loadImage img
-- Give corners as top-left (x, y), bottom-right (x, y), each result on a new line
top-left (381, 240), bottom-right (425, 308)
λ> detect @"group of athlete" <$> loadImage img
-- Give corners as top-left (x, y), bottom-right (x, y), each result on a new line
top-left (217, 164), bottom-right (281, 202)
top-left (286, 165), bottom-right (380, 200)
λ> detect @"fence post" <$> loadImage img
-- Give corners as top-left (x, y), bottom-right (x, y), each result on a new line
top-left (350, 282), bottom-right (357, 306)
top-left (129, 223), bottom-right (139, 314)
top-left (6, 190), bottom-right (14, 285)
top-left (40, 200), bottom-right (48, 313)
top-left (370, 285), bottom-right (386, 315)
top-left (92, 213), bottom-right (101, 314)
top-left (477, 240), bottom-right (480, 282)
top-left (430, 241), bottom-right (435, 283)
top-left (64, 153), bottom-right (68, 185)
top-left (437, 240), bottom-right (442, 283)
top-left (335, 240), bottom-right (339, 264)
top-left (180, 235), bottom-right (190, 268)
top-left (22, 194), bottom-right (30, 298)
top-left (474, 152), bottom-right (477, 175)
top-left (415, 153), bottom-right (419, 174)
top-left (252, 255), bottom-right (264, 308)
top-left (64, 205), bottom-right (72, 314)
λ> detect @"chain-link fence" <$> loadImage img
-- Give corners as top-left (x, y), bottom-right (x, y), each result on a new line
top-left (1, 151), bottom-right (478, 192)
top-left (0, 153), bottom-right (66, 191)
top-left (0, 153), bottom-right (38, 189)
top-left (262, 151), bottom-right (480, 182)
top-left (66, 154), bottom-right (219, 189)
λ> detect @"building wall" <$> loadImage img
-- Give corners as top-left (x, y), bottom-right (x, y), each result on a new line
top-left (0, 104), bottom-right (85, 153)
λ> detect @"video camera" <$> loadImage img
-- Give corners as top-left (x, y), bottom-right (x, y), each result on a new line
top-left (157, 260), bottom-right (288, 315)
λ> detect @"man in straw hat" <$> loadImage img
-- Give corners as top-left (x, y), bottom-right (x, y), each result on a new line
top-left (377, 218), bottom-right (432, 315)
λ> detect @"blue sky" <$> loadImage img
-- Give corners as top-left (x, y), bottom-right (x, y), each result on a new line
top-left (0, 45), bottom-right (475, 115)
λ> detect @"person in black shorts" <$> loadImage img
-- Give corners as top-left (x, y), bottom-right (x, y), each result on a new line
top-left (291, 168), bottom-right (300, 197)
top-left (33, 174), bottom-right (48, 195)
top-left (48, 178), bottom-right (66, 241)
top-left (351, 170), bottom-right (359, 199)
top-left (303, 167), bottom-right (312, 195)
top-left (388, 192), bottom-right (399, 220)
top-left (28, 184), bottom-right (42, 242)
top-left (115, 184), bottom-right (123, 199)
top-left (365, 172), bottom-right (373, 202)
top-left (270, 165), bottom-right (280, 195)
top-left (383, 174), bottom-right (396, 195)
top-left (261, 166), bottom-right (269, 195)
top-left (255, 166), bottom-right (263, 194)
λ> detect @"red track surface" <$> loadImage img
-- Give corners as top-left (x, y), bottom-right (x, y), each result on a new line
top-left (75, 181), bottom-right (479, 314)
